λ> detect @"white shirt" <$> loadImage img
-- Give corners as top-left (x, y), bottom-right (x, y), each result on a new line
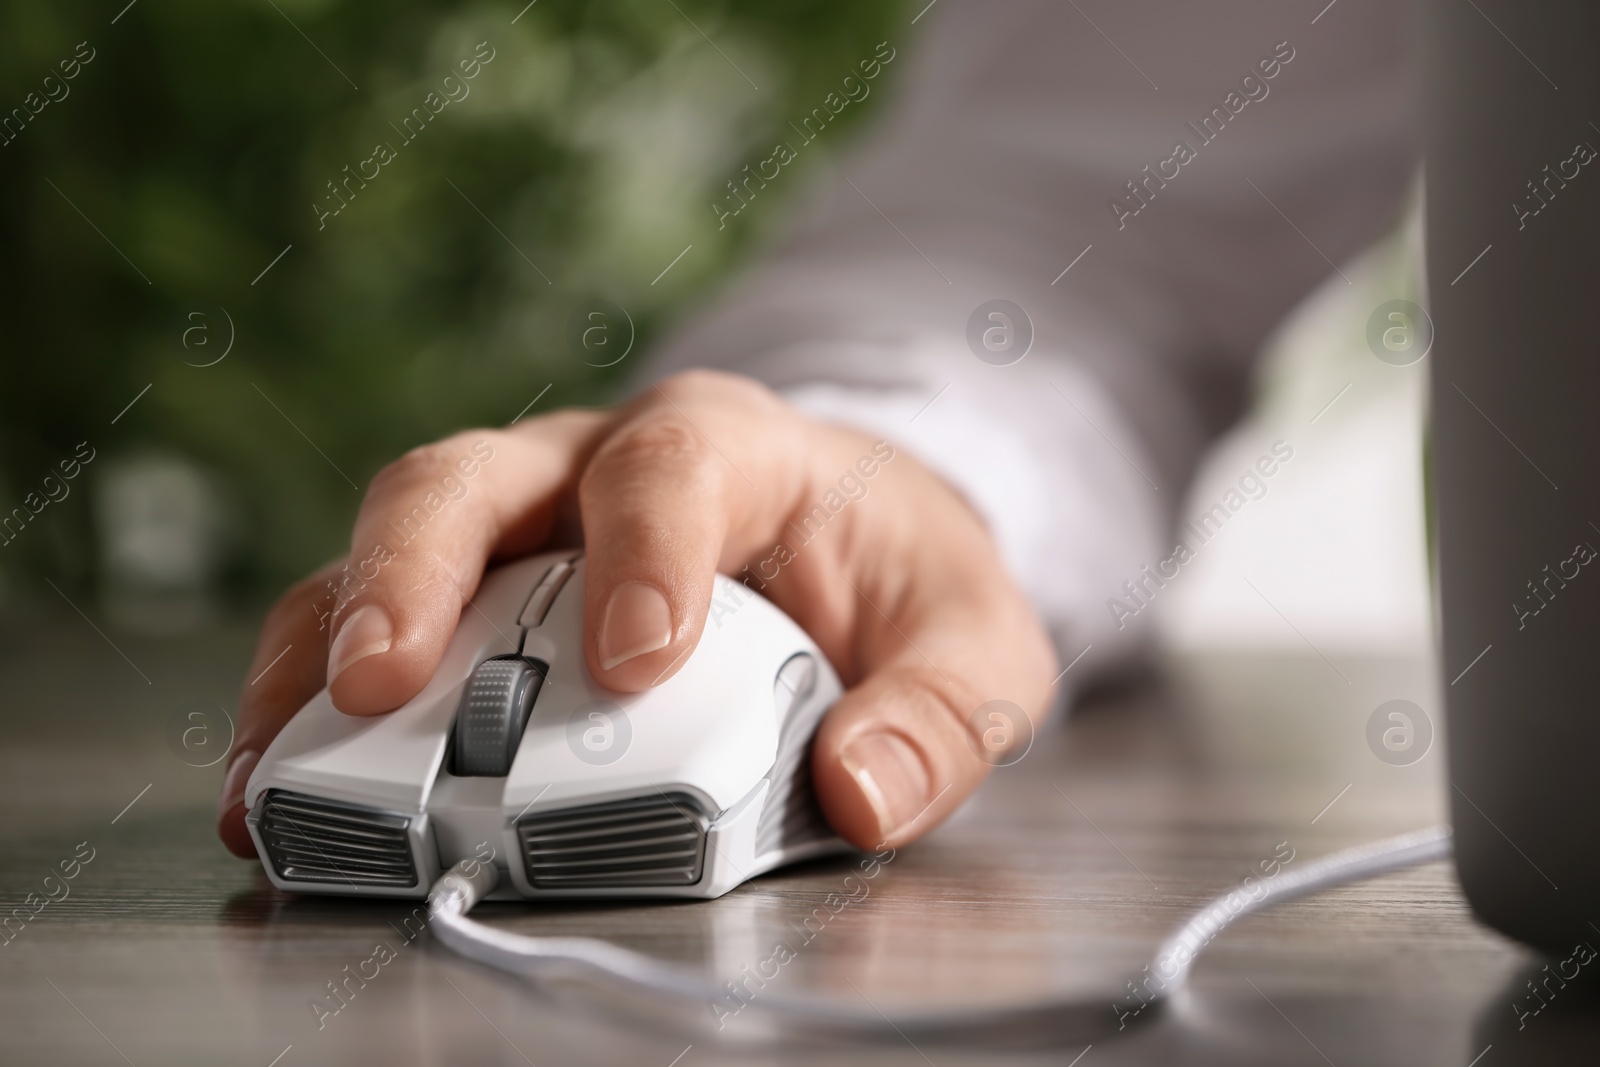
top-left (645, 0), bottom-right (1419, 691)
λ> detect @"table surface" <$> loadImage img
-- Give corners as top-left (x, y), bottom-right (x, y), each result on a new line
top-left (0, 613), bottom-right (1588, 1067)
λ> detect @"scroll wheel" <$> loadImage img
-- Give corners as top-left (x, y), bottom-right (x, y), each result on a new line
top-left (452, 656), bottom-right (547, 776)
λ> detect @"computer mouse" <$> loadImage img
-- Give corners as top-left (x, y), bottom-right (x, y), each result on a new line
top-left (244, 550), bottom-right (850, 900)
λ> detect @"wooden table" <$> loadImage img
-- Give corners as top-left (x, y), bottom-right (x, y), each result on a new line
top-left (0, 615), bottom-right (1578, 1066)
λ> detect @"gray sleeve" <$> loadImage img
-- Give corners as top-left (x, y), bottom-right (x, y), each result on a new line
top-left (643, 0), bottom-right (1419, 678)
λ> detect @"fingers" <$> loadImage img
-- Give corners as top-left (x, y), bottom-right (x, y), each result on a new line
top-left (578, 372), bottom-right (807, 689)
top-left (327, 411), bottom-right (608, 715)
top-left (807, 468), bottom-right (1057, 850)
top-left (217, 559), bottom-right (347, 858)
top-left (220, 409), bottom-right (608, 856)
top-left (223, 368), bottom-right (1055, 866)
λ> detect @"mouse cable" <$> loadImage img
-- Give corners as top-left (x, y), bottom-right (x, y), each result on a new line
top-left (427, 824), bottom-right (1452, 1046)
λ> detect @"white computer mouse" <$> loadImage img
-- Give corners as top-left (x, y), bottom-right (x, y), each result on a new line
top-left (244, 551), bottom-right (849, 900)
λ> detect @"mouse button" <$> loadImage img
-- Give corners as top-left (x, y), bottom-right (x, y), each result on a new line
top-left (773, 653), bottom-right (818, 723)
top-left (451, 656), bottom-right (547, 777)
top-left (514, 562), bottom-right (557, 626)
top-left (517, 558), bottom-right (577, 629)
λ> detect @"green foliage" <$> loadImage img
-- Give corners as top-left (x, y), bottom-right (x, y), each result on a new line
top-left (0, 0), bottom-right (904, 597)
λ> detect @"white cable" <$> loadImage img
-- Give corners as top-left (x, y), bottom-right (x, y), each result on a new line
top-left (428, 825), bottom-right (1453, 1045)
top-left (1149, 825), bottom-right (1452, 989)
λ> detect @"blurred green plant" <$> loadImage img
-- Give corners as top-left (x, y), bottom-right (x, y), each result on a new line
top-left (0, 0), bottom-right (905, 605)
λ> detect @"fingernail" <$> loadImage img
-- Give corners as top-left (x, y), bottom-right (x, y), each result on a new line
top-left (327, 604), bottom-right (393, 685)
top-left (218, 749), bottom-right (260, 820)
top-left (598, 581), bottom-right (673, 670)
top-left (839, 731), bottom-right (932, 844)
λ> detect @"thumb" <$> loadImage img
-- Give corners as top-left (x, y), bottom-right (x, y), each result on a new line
top-left (809, 577), bottom-right (1057, 850)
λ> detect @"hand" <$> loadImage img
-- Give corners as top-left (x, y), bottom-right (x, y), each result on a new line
top-left (217, 370), bottom-right (1056, 857)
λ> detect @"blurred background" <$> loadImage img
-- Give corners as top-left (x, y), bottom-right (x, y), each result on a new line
top-left (0, 0), bottom-right (1436, 700)
top-left (0, 0), bottom-right (906, 630)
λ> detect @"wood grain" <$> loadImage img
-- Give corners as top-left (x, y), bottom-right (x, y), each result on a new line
top-left (0, 620), bottom-right (1567, 1066)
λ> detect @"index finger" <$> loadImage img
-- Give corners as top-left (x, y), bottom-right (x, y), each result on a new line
top-left (326, 411), bottom-right (608, 715)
